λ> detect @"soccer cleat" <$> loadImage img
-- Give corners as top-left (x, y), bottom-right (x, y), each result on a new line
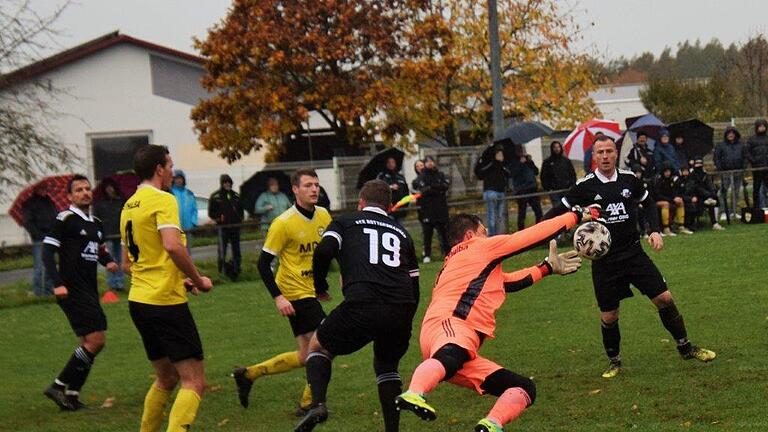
top-left (294, 403), bottom-right (328, 432)
top-left (66, 395), bottom-right (89, 410)
top-left (44, 385), bottom-right (75, 411)
top-left (475, 417), bottom-right (504, 432)
top-left (678, 226), bottom-right (694, 235)
top-left (681, 345), bottom-right (716, 362)
top-left (395, 391), bottom-right (437, 421)
top-left (232, 367), bottom-right (253, 408)
top-left (423, 256), bottom-right (431, 264)
top-left (712, 223), bottom-right (725, 231)
top-left (601, 360), bottom-right (622, 379)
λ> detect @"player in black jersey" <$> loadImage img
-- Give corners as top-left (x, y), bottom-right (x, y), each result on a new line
top-left (548, 135), bottom-right (715, 378)
top-left (294, 180), bottom-right (420, 432)
top-left (41, 174), bottom-right (119, 410)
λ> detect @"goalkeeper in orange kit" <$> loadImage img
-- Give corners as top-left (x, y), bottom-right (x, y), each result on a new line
top-left (396, 208), bottom-right (596, 432)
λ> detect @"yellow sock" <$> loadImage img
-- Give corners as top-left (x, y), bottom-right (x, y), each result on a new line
top-left (140, 384), bottom-right (171, 432)
top-left (245, 351), bottom-right (302, 380)
top-left (299, 383), bottom-right (313, 409)
top-left (166, 388), bottom-right (201, 432)
top-left (660, 208), bottom-right (670, 227)
top-left (674, 207), bottom-right (685, 225)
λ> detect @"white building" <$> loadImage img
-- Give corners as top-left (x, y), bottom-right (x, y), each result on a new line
top-left (589, 83), bottom-right (648, 124)
top-left (0, 32), bottom-right (266, 246)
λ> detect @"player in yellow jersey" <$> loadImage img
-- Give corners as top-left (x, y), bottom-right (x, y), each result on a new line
top-left (120, 145), bottom-right (213, 432)
top-left (233, 168), bottom-right (332, 414)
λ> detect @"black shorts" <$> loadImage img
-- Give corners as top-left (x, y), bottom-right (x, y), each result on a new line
top-left (287, 298), bottom-right (326, 337)
top-left (592, 249), bottom-right (668, 312)
top-left (58, 297), bottom-right (107, 336)
top-left (129, 301), bottom-right (203, 363)
top-left (316, 300), bottom-right (416, 363)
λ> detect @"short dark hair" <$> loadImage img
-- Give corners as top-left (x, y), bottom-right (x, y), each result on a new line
top-left (447, 214), bottom-right (483, 248)
top-left (134, 145), bottom-right (170, 181)
top-left (359, 180), bottom-right (391, 209)
top-left (593, 135), bottom-right (616, 146)
top-left (291, 168), bottom-right (318, 186)
top-left (67, 174), bottom-right (90, 193)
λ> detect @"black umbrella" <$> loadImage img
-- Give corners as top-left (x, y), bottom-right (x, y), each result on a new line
top-left (498, 121), bottom-right (554, 145)
top-left (356, 147), bottom-right (405, 189)
top-left (240, 170), bottom-right (293, 217)
top-left (667, 119), bottom-right (715, 158)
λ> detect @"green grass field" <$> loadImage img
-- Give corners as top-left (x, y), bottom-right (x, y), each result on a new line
top-left (1, 224), bottom-right (767, 431)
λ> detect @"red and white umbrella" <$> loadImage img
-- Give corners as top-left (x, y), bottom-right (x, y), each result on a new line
top-left (563, 119), bottom-right (622, 161)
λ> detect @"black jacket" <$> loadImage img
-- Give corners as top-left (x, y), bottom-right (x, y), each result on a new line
top-left (209, 189), bottom-right (244, 225)
top-left (22, 195), bottom-right (58, 241)
top-left (412, 168), bottom-right (450, 222)
top-left (625, 144), bottom-right (655, 179)
top-left (540, 152), bottom-right (576, 191)
top-left (691, 168), bottom-right (717, 199)
top-left (652, 174), bottom-right (682, 202)
top-left (376, 169), bottom-right (410, 204)
top-left (674, 144), bottom-right (690, 171)
top-left (509, 157), bottom-right (539, 192)
top-left (475, 159), bottom-right (510, 193)
top-left (92, 197), bottom-right (125, 238)
top-left (714, 127), bottom-right (746, 170)
top-left (746, 119), bottom-right (768, 168)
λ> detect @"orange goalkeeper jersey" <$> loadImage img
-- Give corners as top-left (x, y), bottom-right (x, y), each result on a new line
top-left (422, 212), bottom-right (579, 338)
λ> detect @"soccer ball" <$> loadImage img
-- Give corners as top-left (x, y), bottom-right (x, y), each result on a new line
top-left (573, 222), bottom-right (611, 260)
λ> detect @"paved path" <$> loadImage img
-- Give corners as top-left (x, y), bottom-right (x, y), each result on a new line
top-left (0, 240), bottom-right (262, 287)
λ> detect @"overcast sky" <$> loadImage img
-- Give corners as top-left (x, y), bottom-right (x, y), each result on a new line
top-left (29, 0), bottom-right (768, 62)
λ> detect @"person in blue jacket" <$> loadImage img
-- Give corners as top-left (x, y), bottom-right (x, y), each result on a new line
top-left (171, 169), bottom-right (198, 252)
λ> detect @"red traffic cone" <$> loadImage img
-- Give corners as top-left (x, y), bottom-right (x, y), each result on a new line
top-left (101, 290), bottom-right (120, 304)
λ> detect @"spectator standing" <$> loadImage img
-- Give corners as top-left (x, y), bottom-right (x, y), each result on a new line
top-left (673, 135), bottom-right (690, 171)
top-left (653, 130), bottom-right (679, 173)
top-left (317, 186), bottom-right (331, 210)
top-left (209, 174), bottom-right (244, 278)
top-left (412, 156), bottom-right (450, 263)
top-left (475, 147), bottom-right (511, 236)
top-left (23, 184), bottom-right (57, 296)
top-left (376, 156), bottom-right (410, 222)
top-left (171, 170), bottom-right (198, 252)
top-left (746, 119), bottom-right (768, 208)
top-left (92, 179), bottom-right (126, 291)
top-left (541, 141), bottom-right (577, 207)
top-left (509, 146), bottom-right (543, 231)
top-left (254, 177), bottom-right (292, 233)
top-left (713, 126), bottom-right (747, 220)
top-left (625, 132), bottom-right (655, 180)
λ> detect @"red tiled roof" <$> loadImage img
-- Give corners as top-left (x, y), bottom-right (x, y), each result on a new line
top-left (0, 31), bottom-right (203, 88)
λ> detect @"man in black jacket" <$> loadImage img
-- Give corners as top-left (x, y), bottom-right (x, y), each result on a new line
top-left (412, 156), bottom-right (450, 263)
top-left (209, 174), bottom-right (244, 278)
top-left (540, 141), bottom-right (577, 207)
top-left (746, 119), bottom-right (768, 208)
top-left (376, 157), bottom-right (410, 222)
top-left (23, 184), bottom-right (58, 296)
top-left (625, 132), bottom-right (655, 180)
top-left (93, 179), bottom-right (126, 291)
top-left (475, 147), bottom-right (510, 235)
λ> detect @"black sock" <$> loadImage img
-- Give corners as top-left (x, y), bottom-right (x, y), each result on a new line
top-left (376, 373), bottom-right (402, 432)
top-left (658, 304), bottom-right (691, 354)
top-left (305, 352), bottom-right (332, 406)
top-left (601, 320), bottom-right (621, 361)
top-left (63, 347), bottom-right (96, 394)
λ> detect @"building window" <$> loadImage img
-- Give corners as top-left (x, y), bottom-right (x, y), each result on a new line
top-left (90, 132), bottom-right (151, 180)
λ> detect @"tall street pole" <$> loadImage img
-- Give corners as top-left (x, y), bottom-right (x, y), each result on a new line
top-left (488, 0), bottom-right (504, 142)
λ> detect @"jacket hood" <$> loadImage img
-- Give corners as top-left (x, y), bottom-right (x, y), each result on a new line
top-left (723, 126), bottom-right (741, 142)
top-left (549, 141), bottom-right (564, 156)
top-left (220, 174), bottom-right (233, 185)
top-left (173, 169), bottom-right (186, 186)
top-left (754, 119), bottom-right (768, 135)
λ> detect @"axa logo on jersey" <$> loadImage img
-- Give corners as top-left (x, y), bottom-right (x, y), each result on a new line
top-left (605, 202), bottom-right (626, 216)
top-left (81, 241), bottom-right (99, 262)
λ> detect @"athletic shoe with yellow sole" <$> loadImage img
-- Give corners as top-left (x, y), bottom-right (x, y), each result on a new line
top-left (681, 345), bottom-right (716, 362)
top-left (601, 360), bottom-right (622, 379)
top-left (395, 391), bottom-right (437, 421)
top-left (475, 417), bottom-right (504, 432)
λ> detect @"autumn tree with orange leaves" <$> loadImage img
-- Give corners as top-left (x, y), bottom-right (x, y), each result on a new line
top-left (192, 0), bottom-right (426, 161)
top-left (384, 0), bottom-right (600, 147)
